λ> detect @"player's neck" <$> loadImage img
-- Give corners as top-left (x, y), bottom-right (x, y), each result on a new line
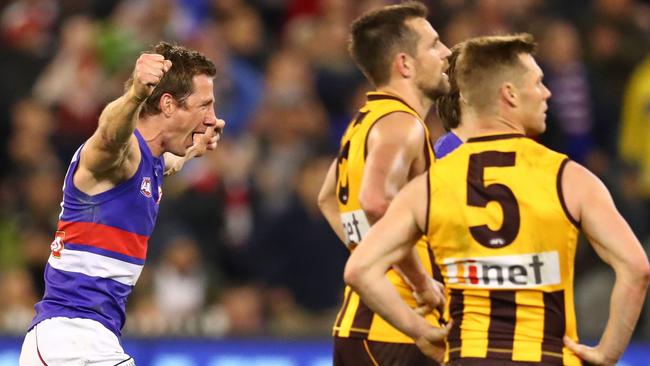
top-left (461, 112), bottom-right (525, 138)
top-left (136, 117), bottom-right (165, 157)
top-left (377, 83), bottom-right (432, 119)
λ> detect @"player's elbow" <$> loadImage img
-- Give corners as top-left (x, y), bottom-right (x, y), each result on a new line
top-left (623, 254), bottom-right (650, 290)
top-left (344, 255), bottom-right (369, 292)
top-left (359, 193), bottom-right (389, 223)
top-left (638, 258), bottom-right (650, 289)
top-left (317, 186), bottom-right (331, 213)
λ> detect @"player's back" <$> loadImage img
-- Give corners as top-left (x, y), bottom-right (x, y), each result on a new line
top-left (425, 133), bottom-right (582, 365)
top-left (333, 91), bottom-right (439, 343)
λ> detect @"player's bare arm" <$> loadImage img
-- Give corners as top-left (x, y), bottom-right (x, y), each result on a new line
top-left (75, 53), bottom-right (172, 194)
top-left (361, 111), bottom-right (441, 310)
top-left (562, 161), bottom-right (650, 366)
top-left (345, 174), bottom-right (450, 361)
top-left (360, 112), bottom-right (425, 223)
top-left (318, 158), bottom-right (346, 243)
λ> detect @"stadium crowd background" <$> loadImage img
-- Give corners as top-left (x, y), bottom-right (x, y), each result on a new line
top-left (0, 0), bottom-right (648, 343)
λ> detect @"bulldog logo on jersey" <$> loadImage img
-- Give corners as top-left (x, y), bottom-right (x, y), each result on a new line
top-left (50, 231), bottom-right (65, 258)
top-left (140, 177), bottom-right (152, 198)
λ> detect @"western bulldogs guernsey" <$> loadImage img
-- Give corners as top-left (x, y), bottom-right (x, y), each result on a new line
top-left (30, 129), bottom-right (164, 336)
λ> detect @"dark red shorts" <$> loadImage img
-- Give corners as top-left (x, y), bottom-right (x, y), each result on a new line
top-left (333, 337), bottom-right (440, 366)
top-left (447, 358), bottom-right (564, 366)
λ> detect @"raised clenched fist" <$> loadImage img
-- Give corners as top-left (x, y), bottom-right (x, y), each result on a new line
top-left (131, 53), bottom-right (172, 101)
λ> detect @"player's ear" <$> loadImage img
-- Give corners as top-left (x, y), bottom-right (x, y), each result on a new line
top-left (501, 83), bottom-right (518, 108)
top-left (395, 52), bottom-right (414, 79)
top-left (159, 93), bottom-right (175, 116)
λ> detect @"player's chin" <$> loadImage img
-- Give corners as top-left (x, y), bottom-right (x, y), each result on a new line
top-left (533, 120), bottom-right (547, 136)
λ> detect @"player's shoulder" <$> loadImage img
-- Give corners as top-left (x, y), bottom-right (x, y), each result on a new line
top-left (517, 137), bottom-right (568, 165)
top-left (369, 111), bottom-right (424, 142)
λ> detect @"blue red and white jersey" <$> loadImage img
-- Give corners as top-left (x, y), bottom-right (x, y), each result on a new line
top-left (30, 129), bottom-right (165, 336)
top-left (434, 131), bottom-right (463, 159)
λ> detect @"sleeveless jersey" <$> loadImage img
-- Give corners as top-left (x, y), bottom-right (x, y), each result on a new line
top-left (425, 133), bottom-right (581, 365)
top-left (30, 129), bottom-right (164, 337)
top-left (333, 91), bottom-right (440, 343)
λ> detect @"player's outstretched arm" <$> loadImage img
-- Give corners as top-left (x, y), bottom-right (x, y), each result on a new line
top-left (562, 161), bottom-right (650, 366)
top-left (82, 53), bottom-right (171, 176)
top-left (345, 174), bottom-right (450, 361)
top-left (318, 158), bottom-right (346, 243)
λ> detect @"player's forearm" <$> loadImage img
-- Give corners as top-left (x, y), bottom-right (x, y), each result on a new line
top-left (97, 88), bottom-right (144, 151)
top-left (318, 194), bottom-right (346, 243)
top-left (345, 260), bottom-right (430, 340)
top-left (394, 247), bottom-right (430, 292)
top-left (358, 192), bottom-right (389, 225)
top-left (318, 161), bottom-right (347, 243)
top-left (163, 144), bottom-right (200, 176)
top-left (597, 269), bottom-right (649, 363)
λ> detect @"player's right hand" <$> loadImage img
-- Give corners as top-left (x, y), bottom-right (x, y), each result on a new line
top-left (413, 278), bottom-right (446, 316)
top-left (563, 335), bottom-right (617, 366)
top-left (415, 321), bottom-right (452, 362)
top-left (131, 53), bottom-right (172, 101)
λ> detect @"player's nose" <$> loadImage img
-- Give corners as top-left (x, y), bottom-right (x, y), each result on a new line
top-left (204, 107), bottom-right (220, 127)
top-left (440, 42), bottom-right (452, 60)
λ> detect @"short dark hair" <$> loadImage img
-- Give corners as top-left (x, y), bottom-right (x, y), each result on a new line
top-left (435, 44), bottom-right (461, 130)
top-left (455, 33), bottom-right (537, 113)
top-left (349, 1), bottom-right (428, 87)
top-left (125, 42), bottom-right (216, 117)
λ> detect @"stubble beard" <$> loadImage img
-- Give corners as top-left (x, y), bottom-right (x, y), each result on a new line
top-left (421, 78), bottom-right (451, 101)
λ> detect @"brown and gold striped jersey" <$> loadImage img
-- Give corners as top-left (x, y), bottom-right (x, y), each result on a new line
top-left (425, 134), bottom-right (581, 365)
top-left (333, 91), bottom-right (440, 343)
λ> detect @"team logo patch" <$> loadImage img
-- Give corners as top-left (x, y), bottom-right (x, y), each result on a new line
top-left (50, 231), bottom-right (65, 258)
top-left (140, 177), bottom-right (152, 198)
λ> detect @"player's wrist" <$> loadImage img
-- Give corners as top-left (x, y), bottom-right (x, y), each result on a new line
top-left (411, 276), bottom-right (433, 293)
top-left (596, 344), bottom-right (621, 366)
top-left (127, 86), bottom-right (148, 104)
top-left (412, 320), bottom-right (435, 340)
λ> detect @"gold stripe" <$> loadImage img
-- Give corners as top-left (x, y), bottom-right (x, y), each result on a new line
top-left (541, 350), bottom-right (564, 358)
top-left (460, 290), bottom-right (490, 358)
top-left (512, 291), bottom-right (544, 361)
top-left (450, 349), bottom-right (563, 359)
top-left (487, 347), bottom-right (516, 353)
top-left (332, 326), bottom-right (370, 334)
top-left (337, 292), bottom-right (361, 337)
top-left (564, 348), bottom-right (583, 366)
top-left (333, 287), bottom-right (352, 333)
top-left (363, 340), bottom-right (380, 366)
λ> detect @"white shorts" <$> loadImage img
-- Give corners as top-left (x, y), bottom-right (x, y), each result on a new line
top-left (19, 317), bottom-right (135, 366)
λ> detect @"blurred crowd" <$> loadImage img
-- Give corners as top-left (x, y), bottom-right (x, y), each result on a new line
top-left (0, 0), bottom-right (649, 341)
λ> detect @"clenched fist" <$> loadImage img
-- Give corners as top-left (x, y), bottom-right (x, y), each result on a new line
top-left (131, 53), bottom-right (172, 101)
